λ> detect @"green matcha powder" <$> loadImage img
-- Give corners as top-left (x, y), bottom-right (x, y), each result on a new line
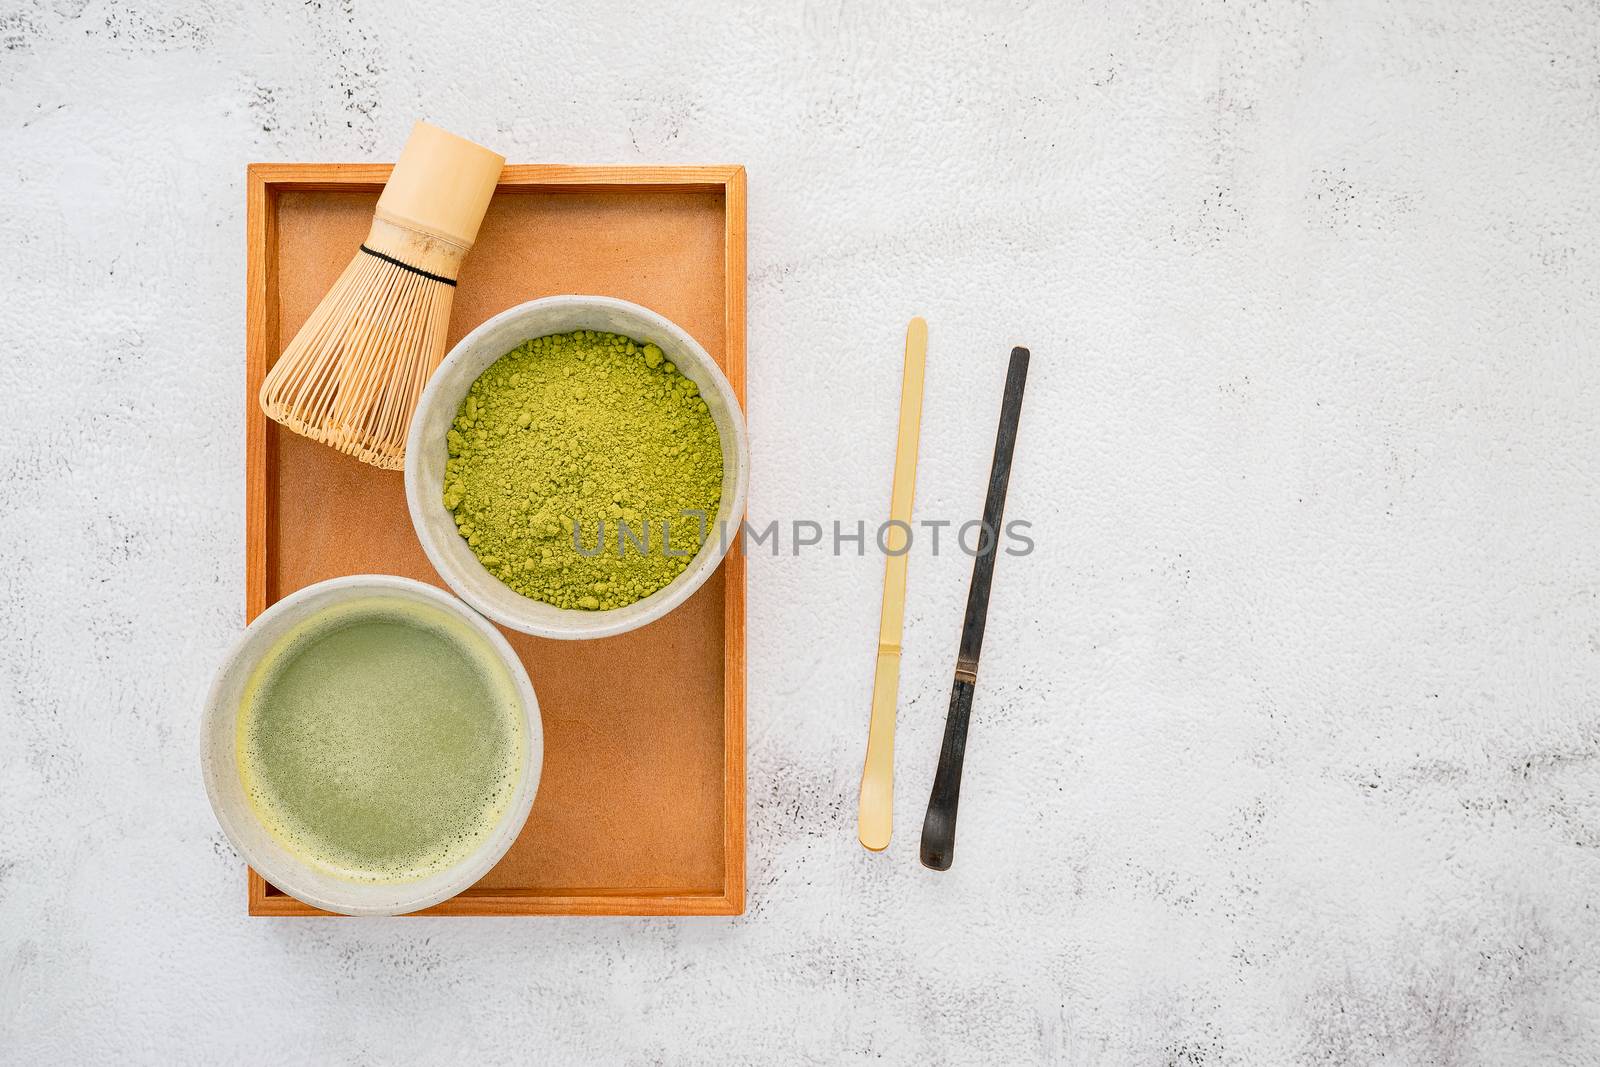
top-left (444, 330), bottom-right (724, 611)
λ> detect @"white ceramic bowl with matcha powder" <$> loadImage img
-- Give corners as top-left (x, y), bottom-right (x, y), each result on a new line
top-left (200, 575), bottom-right (543, 916)
top-left (406, 295), bottom-right (750, 640)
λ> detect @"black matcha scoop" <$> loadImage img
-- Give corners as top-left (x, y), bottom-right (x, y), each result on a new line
top-left (920, 345), bottom-right (1030, 871)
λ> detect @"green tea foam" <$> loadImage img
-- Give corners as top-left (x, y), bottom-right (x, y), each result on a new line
top-left (236, 596), bottom-right (524, 884)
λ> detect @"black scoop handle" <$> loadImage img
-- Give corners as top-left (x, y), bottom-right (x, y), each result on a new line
top-left (920, 346), bottom-right (1029, 871)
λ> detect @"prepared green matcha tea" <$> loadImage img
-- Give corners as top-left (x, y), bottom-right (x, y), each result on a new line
top-left (236, 597), bottom-right (525, 884)
top-left (444, 329), bottom-right (724, 610)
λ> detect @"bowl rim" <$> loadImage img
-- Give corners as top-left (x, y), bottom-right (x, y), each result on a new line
top-left (199, 574), bottom-right (543, 916)
top-left (404, 295), bottom-right (750, 640)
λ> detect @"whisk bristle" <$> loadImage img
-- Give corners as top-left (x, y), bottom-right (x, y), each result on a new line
top-left (259, 249), bottom-right (455, 470)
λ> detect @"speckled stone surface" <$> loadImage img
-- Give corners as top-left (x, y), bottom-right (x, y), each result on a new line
top-left (4, 1), bottom-right (1600, 1063)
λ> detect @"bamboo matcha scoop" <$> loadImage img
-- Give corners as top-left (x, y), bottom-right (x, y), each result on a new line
top-left (858, 317), bottom-right (928, 852)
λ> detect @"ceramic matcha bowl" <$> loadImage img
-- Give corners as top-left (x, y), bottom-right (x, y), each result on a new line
top-left (200, 575), bottom-right (543, 916)
top-left (406, 296), bottom-right (749, 640)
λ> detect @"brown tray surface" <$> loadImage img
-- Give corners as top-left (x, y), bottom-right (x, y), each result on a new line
top-left (245, 164), bottom-right (746, 915)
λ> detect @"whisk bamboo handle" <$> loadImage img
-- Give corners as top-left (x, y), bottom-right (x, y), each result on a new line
top-left (358, 123), bottom-right (504, 280)
top-left (376, 122), bottom-right (504, 252)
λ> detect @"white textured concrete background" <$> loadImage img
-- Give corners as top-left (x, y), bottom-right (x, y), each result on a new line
top-left (3, 0), bottom-right (1600, 1062)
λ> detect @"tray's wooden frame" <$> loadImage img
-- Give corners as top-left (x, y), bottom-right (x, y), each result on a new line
top-left (244, 164), bottom-right (746, 915)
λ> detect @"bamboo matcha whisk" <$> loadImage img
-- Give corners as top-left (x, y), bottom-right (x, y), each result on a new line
top-left (259, 121), bottom-right (504, 469)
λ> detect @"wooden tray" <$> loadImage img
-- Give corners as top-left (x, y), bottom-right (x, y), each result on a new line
top-left (244, 163), bottom-right (746, 915)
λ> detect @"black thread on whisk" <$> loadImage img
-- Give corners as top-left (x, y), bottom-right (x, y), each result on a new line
top-left (358, 244), bottom-right (458, 286)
